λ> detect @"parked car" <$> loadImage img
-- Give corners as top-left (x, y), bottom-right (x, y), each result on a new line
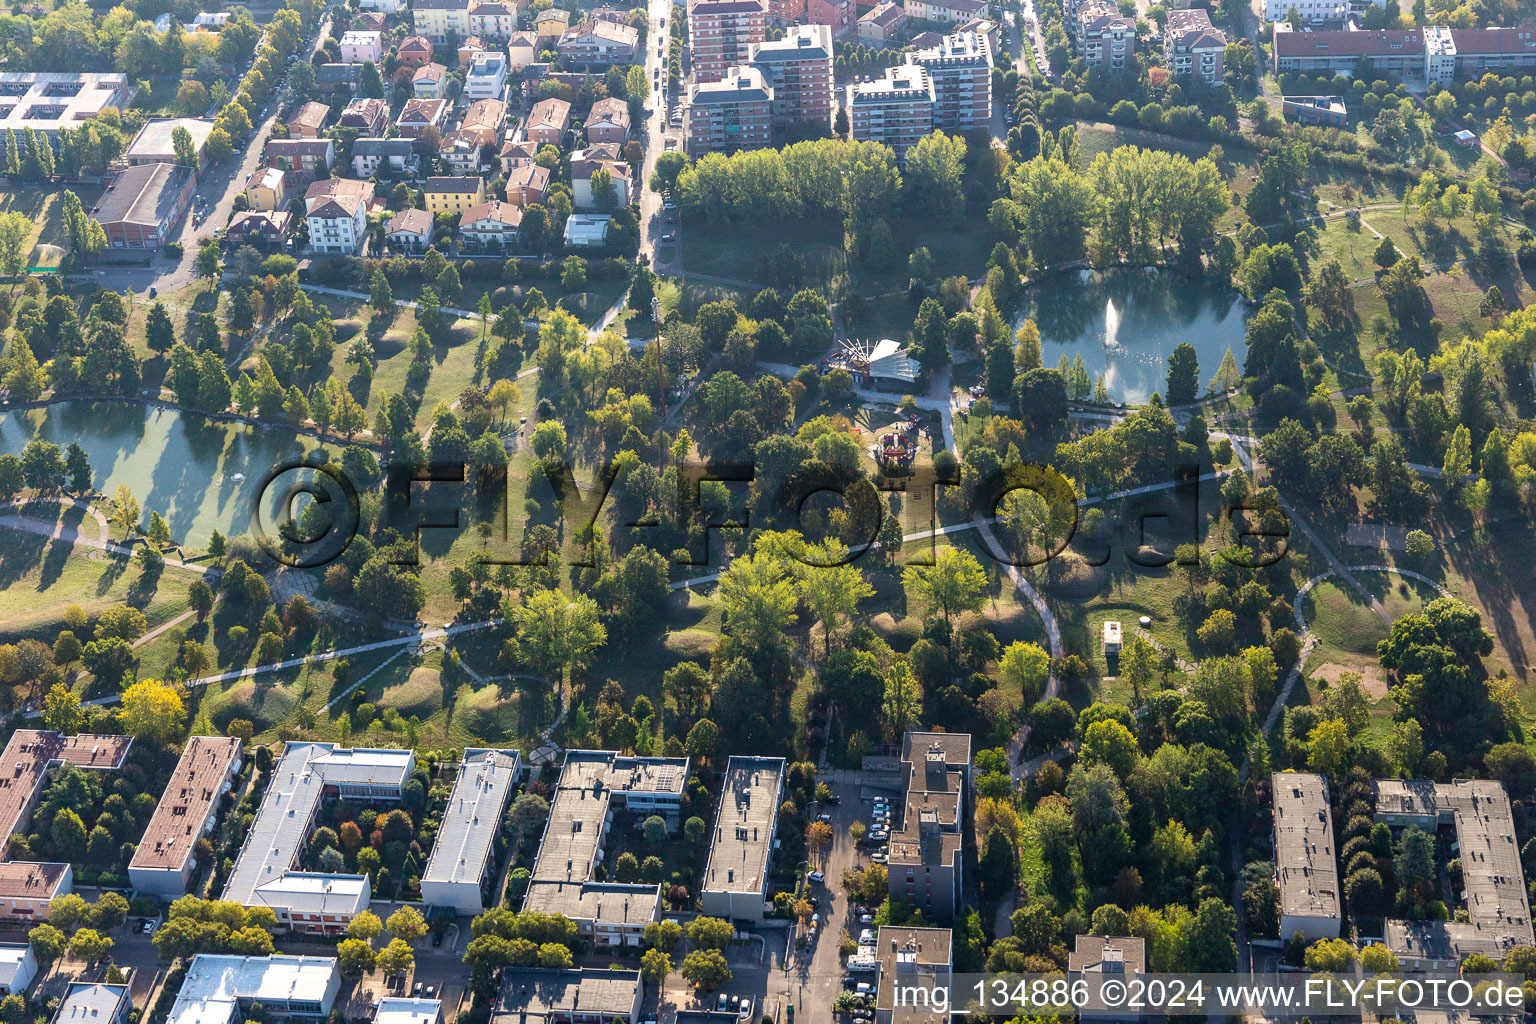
top-left (859, 913), bottom-right (873, 925)
top-left (143, 920), bottom-right (156, 934)
top-left (816, 813), bottom-right (832, 823)
top-left (716, 993), bottom-right (730, 1012)
top-left (808, 869), bottom-right (825, 883)
top-left (871, 852), bottom-right (888, 863)
top-left (868, 829), bottom-right (888, 841)
top-left (738, 998), bottom-right (753, 1020)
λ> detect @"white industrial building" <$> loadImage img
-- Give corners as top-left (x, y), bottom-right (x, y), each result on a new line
top-left (374, 999), bottom-right (442, 1024)
top-left (222, 743), bottom-right (414, 934)
top-left (700, 756), bottom-right (785, 924)
top-left (421, 748), bottom-right (522, 915)
top-left (168, 955), bottom-right (341, 1024)
top-left (1272, 772), bottom-right (1342, 942)
top-left (0, 945), bottom-right (36, 995)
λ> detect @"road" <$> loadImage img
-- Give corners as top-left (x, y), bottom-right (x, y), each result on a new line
top-left (112, 13), bottom-right (335, 296)
top-left (637, 0), bottom-right (677, 274)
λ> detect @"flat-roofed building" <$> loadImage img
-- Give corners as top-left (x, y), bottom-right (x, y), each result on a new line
top-left (847, 65), bottom-right (934, 158)
top-left (0, 945), bottom-right (36, 995)
top-left (1272, 771), bottom-right (1341, 943)
top-left (223, 744), bottom-right (413, 933)
top-left (1069, 935), bottom-right (1147, 1023)
top-left (493, 969), bottom-right (643, 1024)
top-left (55, 983), bottom-right (130, 1024)
top-left (374, 999), bottom-right (442, 1024)
top-left (126, 118), bottom-right (216, 168)
top-left (0, 73), bottom-right (135, 138)
top-left (523, 752), bottom-right (688, 947)
top-left (689, 0), bottom-right (767, 83)
top-left (1375, 778), bottom-right (1534, 968)
top-left (873, 927), bottom-right (951, 1024)
top-left (685, 66), bottom-right (774, 158)
top-left (886, 731), bottom-right (968, 922)
top-left (907, 30), bottom-right (991, 130)
top-left (0, 731), bottom-right (131, 919)
top-left (168, 955), bottom-right (341, 1024)
top-left (701, 756), bottom-right (785, 924)
top-left (130, 737), bottom-right (243, 897)
top-left (422, 749), bottom-right (522, 914)
top-left (750, 24), bottom-right (834, 127)
top-left (465, 50), bottom-right (509, 99)
top-left (93, 162), bottom-right (195, 248)
top-left (341, 30), bottom-right (383, 63)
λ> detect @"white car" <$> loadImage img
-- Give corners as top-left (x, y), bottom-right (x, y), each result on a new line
top-left (868, 829), bottom-right (888, 841)
top-left (871, 852), bottom-right (888, 863)
top-left (738, 998), bottom-right (753, 1021)
top-left (808, 869), bottom-right (825, 883)
top-left (859, 928), bottom-right (875, 944)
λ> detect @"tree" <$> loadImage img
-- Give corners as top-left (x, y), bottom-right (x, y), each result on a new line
top-left (370, 269), bottom-right (394, 313)
top-left (641, 947), bottom-right (671, 984)
top-left (681, 949), bottom-right (731, 990)
top-left (375, 938), bottom-right (415, 976)
top-left (515, 590), bottom-right (607, 685)
top-left (196, 239), bottom-right (221, 289)
top-left (41, 683), bottom-right (83, 734)
top-left (172, 124), bottom-right (197, 167)
top-left (27, 924), bottom-right (66, 963)
top-left (1165, 343), bottom-right (1199, 405)
top-left (67, 928), bottom-right (112, 964)
top-left (882, 661), bottom-right (922, 740)
top-left (386, 905), bottom-right (428, 944)
top-left (904, 131), bottom-right (967, 223)
top-left (348, 909), bottom-right (383, 943)
top-left (902, 547), bottom-right (986, 627)
top-left (999, 641), bottom-right (1051, 703)
top-left (795, 540), bottom-right (875, 657)
top-left (717, 551), bottom-right (798, 654)
top-left (686, 916), bottom-right (734, 951)
top-left (337, 938), bottom-right (377, 976)
top-left (0, 211), bottom-right (30, 276)
top-left (1374, 235), bottom-right (1399, 268)
top-left (119, 679), bottom-right (186, 743)
top-left (805, 820), bottom-right (833, 860)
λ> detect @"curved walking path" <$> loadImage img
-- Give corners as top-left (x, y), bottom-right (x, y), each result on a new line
top-left (0, 498), bottom-right (217, 578)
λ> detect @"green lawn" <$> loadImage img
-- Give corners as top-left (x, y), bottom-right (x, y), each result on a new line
top-left (0, 187), bottom-right (102, 270)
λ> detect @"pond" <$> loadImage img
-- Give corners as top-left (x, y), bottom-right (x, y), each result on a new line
top-left (0, 401), bottom-right (329, 548)
top-left (1014, 268), bottom-right (1250, 405)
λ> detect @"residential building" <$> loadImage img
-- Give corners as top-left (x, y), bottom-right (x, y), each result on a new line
top-left (359, 0), bottom-right (404, 11)
top-left (412, 62), bottom-right (449, 98)
top-left (386, 208), bottom-right (434, 253)
top-left (413, 0), bottom-right (472, 42)
top-left (873, 927), bottom-right (951, 1024)
top-left (505, 162), bottom-right (551, 206)
top-left (535, 8), bottom-right (572, 43)
top-left (374, 1000), bottom-right (441, 1024)
top-left (689, 0), bottom-right (767, 83)
top-left (397, 98), bottom-right (450, 139)
top-left (559, 20), bottom-right (642, 64)
top-left (1073, 0), bottom-right (1136, 69)
top-left (908, 30), bottom-right (992, 129)
top-left (500, 139), bottom-right (538, 174)
top-left (751, 24), bottom-right (834, 127)
top-left (459, 200), bottom-right (523, 250)
top-left (424, 175), bottom-right (486, 214)
top-left (586, 97), bottom-right (631, 143)
top-left (903, 0), bottom-right (985, 22)
top-left (0, 73), bottom-right (135, 138)
top-left (55, 984), bottom-right (131, 1024)
top-left (338, 97), bottom-right (389, 135)
top-left (770, 0), bottom-right (807, 21)
top-left (685, 66), bottom-right (774, 158)
top-left (288, 101), bottom-right (330, 138)
top-left (265, 138), bottom-right (335, 178)
top-left (0, 864), bottom-right (69, 922)
top-left (523, 752), bottom-right (688, 946)
top-left (847, 64), bottom-right (934, 157)
top-left (126, 118), bottom-right (216, 168)
top-left (1264, 0), bottom-right (1345, 20)
top-left (225, 210), bottom-right (293, 247)
top-left (508, 30), bottom-right (540, 67)
top-left (859, 2), bottom-right (907, 43)
top-left (129, 737), bottom-right (243, 898)
top-left (700, 757), bottom-right (785, 924)
top-left (167, 956), bottom-right (341, 1024)
top-left (807, 0), bottom-right (856, 39)
top-left (316, 63), bottom-right (362, 90)
top-left (399, 35), bottom-right (436, 67)
top-left (420, 749), bottom-right (523, 914)
top-left (459, 36), bottom-right (494, 65)
top-left (465, 50), bottom-right (509, 99)
top-left (565, 212), bottom-right (612, 245)
top-left (0, 947), bottom-right (36, 996)
top-left (93, 162), bottom-right (195, 248)
top-left (470, 1), bottom-right (518, 38)
top-left (1375, 778), bottom-right (1534, 968)
top-left (886, 732), bottom-right (969, 922)
top-left (1164, 7), bottom-right (1226, 84)
top-left (492, 969), bottom-right (642, 1024)
top-left (352, 137), bottom-right (419, 177)
top-left (526, 97), bottom-right (572, 144)
top-left (222, 743), bottom-right (408, 930)
top-left (1272, 772), bottom-right (1341, 943)
top-left (1272, 24), bottom-right (1536, 82)
top-left (441, 131), bottom-right (483, 175)
top-left (340, 30), bottom-right (383, 63)
top-left (1069, 936), bottom-right (1147, 1023)
top-left (352, 12), bottom-right (389, 30)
